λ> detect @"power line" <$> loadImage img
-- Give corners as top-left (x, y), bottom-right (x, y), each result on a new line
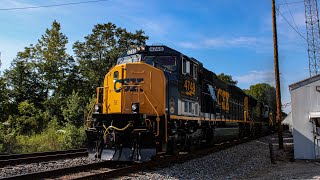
top-left (276, 7), bottom-right (307, 41)
top-left (0, 0), bottom-right (110, 11)
top-left (278, 0), bottom-right (304, 6)
top-left (284, 0), bottom-right (300, 32)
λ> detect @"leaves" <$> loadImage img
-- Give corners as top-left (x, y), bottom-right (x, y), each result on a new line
top-left (73, 22), bottom-right (148, 96)
top-left (217, 73), bottom-right (238, 85)
top-left (62, 91), bottom-right (85, 127)
top-left (244, 83), bottom-right (276, 111)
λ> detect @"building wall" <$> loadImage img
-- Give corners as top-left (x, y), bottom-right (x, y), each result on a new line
top-left (291, 80), bottom-right (320, 159)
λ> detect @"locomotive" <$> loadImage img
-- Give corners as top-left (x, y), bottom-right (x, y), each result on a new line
top-left (85, 45), bottom-right (274, 161)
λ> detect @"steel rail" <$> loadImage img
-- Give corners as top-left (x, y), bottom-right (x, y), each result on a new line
top-left (1, 161), bottom-right (134, 180)
top-left (0, 148), bottom-right (88, 167)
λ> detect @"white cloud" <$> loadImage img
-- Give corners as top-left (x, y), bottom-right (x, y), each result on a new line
top-left (235, 70), bottom-right (275, 87)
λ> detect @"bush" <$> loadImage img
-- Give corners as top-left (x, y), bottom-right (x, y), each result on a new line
top-left (13, 120), bottom-right (86, 154)
top-left (61, 123), bottom-right (86, 149)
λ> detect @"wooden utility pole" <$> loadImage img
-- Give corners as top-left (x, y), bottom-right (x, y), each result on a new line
top-left (272, 0), bottom-right (284, 149)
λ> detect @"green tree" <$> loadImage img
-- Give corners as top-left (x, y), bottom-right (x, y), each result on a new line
top-left (244, 83), bottom-right (276, 111)
top-left (4, 57), bottom-right (47, 108)
top-left (217, 73), bottom-right (238, 85)
top-left (62, 91), bottom-right (85, 127)
top-left (0, 77), bottom-right (10, 121)
top-left (13, 100), bottom-right (50, 135)
top-left (73, 22), bottom-right (149, 97)
top-left (34, 20), bottom-right (69, 94)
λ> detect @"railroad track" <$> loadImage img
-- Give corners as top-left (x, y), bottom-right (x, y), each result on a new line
top-left (0, 148), bottom-right (88, 168)
top-left (1, 134), bottom-right (267, 180)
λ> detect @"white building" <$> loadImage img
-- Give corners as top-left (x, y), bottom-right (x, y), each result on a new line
top-left (289, 75), bottom-right (320, 159)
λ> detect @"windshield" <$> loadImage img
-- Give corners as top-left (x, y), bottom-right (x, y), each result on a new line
top-left (143, 56), bottom-right (176, 71)
top-left (117, 54), bottom-right (141, 65)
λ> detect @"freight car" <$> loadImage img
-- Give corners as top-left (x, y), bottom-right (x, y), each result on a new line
top-left (85, 45), bottom-right (274, 161)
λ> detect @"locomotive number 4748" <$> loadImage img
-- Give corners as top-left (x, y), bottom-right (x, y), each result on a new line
top-left (184, 79), bottom-right (196, 96)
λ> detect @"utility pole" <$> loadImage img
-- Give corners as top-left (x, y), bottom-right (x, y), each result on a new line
top-left (272, 0), bottom-right (283, 149)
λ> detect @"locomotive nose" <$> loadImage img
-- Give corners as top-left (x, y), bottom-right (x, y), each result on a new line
top-left (86, 62), bottom-right (166, 162)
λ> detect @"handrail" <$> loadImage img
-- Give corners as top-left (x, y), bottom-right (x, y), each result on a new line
top-left (142, 91), bottom-right (161, 136)
top-left (86, 86), bottom-right (108, 128)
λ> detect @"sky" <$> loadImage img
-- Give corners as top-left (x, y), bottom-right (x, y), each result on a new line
top-left (0, 0), bottom-right (311, 113)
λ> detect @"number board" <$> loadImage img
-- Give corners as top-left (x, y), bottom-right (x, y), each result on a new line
top-left (183, 79), bottom-right (196, 96)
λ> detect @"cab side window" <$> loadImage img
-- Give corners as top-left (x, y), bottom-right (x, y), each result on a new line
top-left (114, 71), bottom-right (119, 79)
top-left (182, 58), bottom-right (197, 79)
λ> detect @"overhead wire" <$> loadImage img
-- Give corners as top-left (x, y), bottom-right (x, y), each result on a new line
top-left (0, 0), bottom-right (110, 11)
top-left (284, 0), bottom-right (301, 32)
top-left (278, 0), bottom-right (304, 6)
top-left (276, 6), bottom-right (307, 41)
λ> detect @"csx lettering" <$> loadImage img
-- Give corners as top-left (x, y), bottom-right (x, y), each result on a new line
top-left (114, 78), bottom-right (144, 93)
top-left (217, 89), bottom-right (230, 111)
top-left (184, 80), bottom-right (196, 96)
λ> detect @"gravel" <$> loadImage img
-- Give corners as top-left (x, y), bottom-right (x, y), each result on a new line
top-left (0, 157), bottom-right (103, 178)
top-left (119, 133), bottom-right (320, 180)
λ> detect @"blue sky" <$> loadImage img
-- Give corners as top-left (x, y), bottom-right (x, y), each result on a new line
top-left (0, 0), bottom-right (310, 113)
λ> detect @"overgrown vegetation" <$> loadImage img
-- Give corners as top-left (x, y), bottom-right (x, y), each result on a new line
top-left (0, 20), bottom-right (148, 154)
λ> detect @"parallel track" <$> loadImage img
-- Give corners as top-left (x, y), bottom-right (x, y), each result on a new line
top-left (1, 134), bottom-right (269, 180)
top-left (0, 148), bottom-right (88, 168)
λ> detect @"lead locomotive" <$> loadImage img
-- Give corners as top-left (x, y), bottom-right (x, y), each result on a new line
top-left (86, 45), bottom-right (274, 161)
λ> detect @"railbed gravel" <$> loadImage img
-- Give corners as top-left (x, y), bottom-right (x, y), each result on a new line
top-left (0, 157), bottom-right (103, 178)
top-left (119, 133), bottom-right (320, 179)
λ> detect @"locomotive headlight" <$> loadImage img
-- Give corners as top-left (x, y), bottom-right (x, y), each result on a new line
top-left (132, 104), bottom-right (138, 111)
top-left (131, 103), bottom-right (139, 114)
top-left (94, 103), bottom-right (102, 113)
top-left (94, 105), bottom-right (99, 111)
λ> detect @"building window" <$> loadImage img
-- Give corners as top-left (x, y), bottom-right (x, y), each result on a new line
top-left (184, 101), bottom-right (188, 113)
top-left (114, 71), bottom-right (119, 79)
top-left (189, 101), bottom-right (193, 113)
top-left (195, 103), bottom-right (199, 115)
top-left (193, 64), bottom-right (197, 79)
top-left (182, 58), bottom-right (197, 79)
top-left (182, 58), bottom-right (186, 74)
top-left (183, 100), bottom-right (199, 115)
top-left (190, 63), bottom-right (194, 77)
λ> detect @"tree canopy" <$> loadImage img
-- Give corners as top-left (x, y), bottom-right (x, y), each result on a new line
top-left (73, 22), bottom-right (148, 95)
top-left (217, 73), bottom-right (238, 85)
top-left (244, 83), bottom-right (276, 111)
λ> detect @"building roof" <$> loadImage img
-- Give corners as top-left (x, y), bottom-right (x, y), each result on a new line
top-left (289, 74), bottom-right (320, 91)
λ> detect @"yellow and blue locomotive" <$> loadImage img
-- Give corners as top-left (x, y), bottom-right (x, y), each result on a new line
top-left (86, 45), bottom-right (274, 161)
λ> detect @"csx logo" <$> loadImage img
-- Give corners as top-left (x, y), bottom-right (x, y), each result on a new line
top-left (114, 78), bottom-right (144, 93)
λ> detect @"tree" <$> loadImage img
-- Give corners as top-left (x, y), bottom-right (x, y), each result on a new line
top-left (34, 20), bottom-right (69, 94)
top-left (12, 100), bottom-right (49, 135)
top-left (73, 22), bottom-right (149, 97)
top-left (217, 73), bottom-right (238, 85)
top-left (0, 77), bottom-right (10, 121)
top-left (244, 83), bottom-right (276, 111)
top-left (4, 57), bottom-right (47, 108)
top-left (62, 91), bottom-right (85, 127)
